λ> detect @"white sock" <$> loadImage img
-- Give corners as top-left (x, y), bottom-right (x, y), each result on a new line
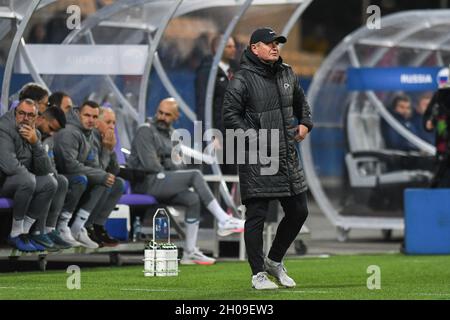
top-left (184, 220), bottom-right (199, 253)
top-left (45, 226), bottom-right (55, 234)
top-left (10, 219), bottom-right (23, 238)
top-left (23, 215), bottom-right (36, 234)
top-left (70, 209), bottom-right (90, 236)
top-left (206, 200), bottom-right (230, 224)
top-left (57, 211), bottom-right (72, 230)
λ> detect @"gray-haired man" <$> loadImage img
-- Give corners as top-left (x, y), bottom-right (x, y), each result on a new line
top-left (85, 107), bottom-right (124, 247)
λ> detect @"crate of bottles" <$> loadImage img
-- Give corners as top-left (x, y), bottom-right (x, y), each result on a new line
top-left (143, 208), bottom-right (178, 277)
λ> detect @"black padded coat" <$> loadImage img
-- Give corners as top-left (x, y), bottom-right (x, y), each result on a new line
top-left (223, 48), bottom-right (313, 202)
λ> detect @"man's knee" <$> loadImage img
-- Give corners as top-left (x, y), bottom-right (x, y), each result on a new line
top-left (15, 172), bottom-right (36, 193)
top-left (37, 175), bottom-right (58, 195)
top-left (183, 191), bottom-right (200, 207)
top-left (67, 175), bottom-right (88, 192)
top-left (113, 177), bottom-right (126, 194)
top-left (55, 174), bottom-right (69, 193)
top-left (192, 169), bottom-right (203, 179)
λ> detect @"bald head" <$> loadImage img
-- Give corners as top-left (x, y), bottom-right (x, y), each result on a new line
top-left (156, 97), bottom-right (179, 127)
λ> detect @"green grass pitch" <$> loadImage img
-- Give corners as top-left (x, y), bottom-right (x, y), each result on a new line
top-left (1, 254), bottom-right (450, 300)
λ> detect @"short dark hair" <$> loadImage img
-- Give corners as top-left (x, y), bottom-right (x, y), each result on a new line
top-left (80, 100), bottom-right (100, 111)
top-left (48, 91), bottom-right (69, 108)
top-left (392, 94), bottom-right (411, 110)
top-left (18, 83), bottom-right (48, 102)
top-left (42, 106), bottom-right (66, 128)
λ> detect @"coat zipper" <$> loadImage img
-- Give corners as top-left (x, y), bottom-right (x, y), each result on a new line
top-left (275, 72), bottom-right (294, 194)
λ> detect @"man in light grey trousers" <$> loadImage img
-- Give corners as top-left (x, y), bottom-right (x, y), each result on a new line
top-left (0, 99), bottom-right (57, 252)
top-left (53, 101), bottom-right (116, 249)
top-left (127, 98), bottom-right (245, 265)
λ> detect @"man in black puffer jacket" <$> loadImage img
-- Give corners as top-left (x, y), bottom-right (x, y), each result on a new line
top-left (223, 27), bottom-right (313, 290)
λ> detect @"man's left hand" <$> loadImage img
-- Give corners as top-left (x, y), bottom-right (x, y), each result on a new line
top-left (294, 124), bottom-right (309, 142)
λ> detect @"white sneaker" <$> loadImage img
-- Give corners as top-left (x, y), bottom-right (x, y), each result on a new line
top-left (73, 227), bottom-right (99, 249)
top-left (58, 227), bottom-right (82, 247)
top-left (217, 217), bottom-right (245, 237)
top-left (264, 257), bottom-right (296, 288)
top-left (180, 248), bottom-right (216, 265)
top-left (252, 272), bottom-right (279, 290)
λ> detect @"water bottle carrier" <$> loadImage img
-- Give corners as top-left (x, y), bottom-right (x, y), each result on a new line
top-left (143, 208), bottom-right (179, 277)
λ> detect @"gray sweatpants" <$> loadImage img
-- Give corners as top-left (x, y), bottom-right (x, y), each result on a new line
top-left (62, 174), bottom-right (107, 214)
top-left (0, 172), bottom-right (57, 221)
top-left (85, 177), bottom-right (125, 227)
top-left (132, 169), bottom-right (215, 222)
top-left (35, 174), bottom-right (69, 232)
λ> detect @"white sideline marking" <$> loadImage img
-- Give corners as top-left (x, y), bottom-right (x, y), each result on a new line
top-left (0, 286), bottom-right (53, 290)
top-left (253, 290), bottom-right (330, 294)
top-left (416, 293), bottom-right (450, 296)
top-left (121, 288), bottom-right (189, 292)
top-left (284, 290), bottom-right (330, 294)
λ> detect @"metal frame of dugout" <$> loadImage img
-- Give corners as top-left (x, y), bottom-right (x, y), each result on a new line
top-left (0, 0), bottom-right (313, 270)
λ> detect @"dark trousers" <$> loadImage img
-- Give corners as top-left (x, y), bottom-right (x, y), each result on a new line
top-left (244, 192), bottom-right (309, 275)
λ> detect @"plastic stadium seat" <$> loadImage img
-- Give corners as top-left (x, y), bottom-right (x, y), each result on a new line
top-left (0, 198), bottom-right (13, 209)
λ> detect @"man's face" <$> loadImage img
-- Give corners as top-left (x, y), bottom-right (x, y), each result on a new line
top-left (417, 97), bottom-right (431, 115)
top-left (96, 110), bottom-right (116, 135)
top-left (15, 102), bottom-right (37, 128)
top-left (37, 95), bottom-right (49, 114)
top-left (60, 96), bottom-right (73, 113)
top-left (79, 105), bottom-right (99, 130)
top-left (156, 101), bottom-right (178, 128)
top-left (395, 100), bottom-right (412, 119)
top-left (251, 41), bottom-right (280, 63)
top-left (222, 38), bottom-right (236, 62)
top-left (36, 116), bottom-right (61, 136)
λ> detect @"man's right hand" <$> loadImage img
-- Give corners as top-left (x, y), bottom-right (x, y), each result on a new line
top-left (105, 173), bottom-right (115, 187)
top-left (102, 130), bottom-right (116, 152)
top-left (18, 124), bottom-right (38, 145)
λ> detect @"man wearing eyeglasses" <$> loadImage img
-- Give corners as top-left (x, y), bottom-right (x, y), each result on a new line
top-left (0, 99), bottom-right (57, 252)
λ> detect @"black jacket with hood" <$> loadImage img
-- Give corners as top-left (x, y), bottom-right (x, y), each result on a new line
top-left (223, 48), bottom-right (313, 202)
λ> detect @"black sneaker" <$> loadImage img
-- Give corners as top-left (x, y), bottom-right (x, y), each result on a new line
top-left (86, 226), bottom-right (104, 247)
top-left (94, 224), bottom-right (119, 247)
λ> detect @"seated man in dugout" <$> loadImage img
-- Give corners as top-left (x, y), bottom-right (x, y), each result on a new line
top-left (83, 107), bottom-right (125, 247)
top-left (32, 106), bottom-right (74, 250)
top-left (127, 97), bottom-right (245, 265)
top-left (48, 91), bottom-right (74, 114)
top-left (0, 99), bottom-right (57, 252)
top-left (53, 101), bottom-right (119, 249)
